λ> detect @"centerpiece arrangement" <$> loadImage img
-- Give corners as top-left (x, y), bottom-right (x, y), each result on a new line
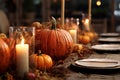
top-left (0, 0), bottom-right (98, 79)
top-left (0, 16), bottom-right (95, 80)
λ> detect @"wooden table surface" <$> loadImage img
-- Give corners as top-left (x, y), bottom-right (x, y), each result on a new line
top-left (51, 48), bottom-right (120, 80)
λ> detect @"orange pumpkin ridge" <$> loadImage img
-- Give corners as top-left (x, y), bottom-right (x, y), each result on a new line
top-left (38, 54), bottom-right (44, 69)
top-left (55, 30), bottom-right (66, 58)
top-left (30, 53), bottom-right (53, 71)
top-left (42, 54), bottom-right (53, 69)
top-left (0, 39), bottom-right (10, 75)
top-left (35, 28), bottom-right (73, 60)
top-left (59, 29), bottom-right (73, 56)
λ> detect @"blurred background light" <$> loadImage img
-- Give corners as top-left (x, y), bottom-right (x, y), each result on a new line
top-left (96, 0), bottom-right (101, 6)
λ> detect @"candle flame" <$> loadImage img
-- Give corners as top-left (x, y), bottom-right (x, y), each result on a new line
top-left (85, 19), bottom-right (89, 24)
top-left (21, 38), bottom-right (24, 45)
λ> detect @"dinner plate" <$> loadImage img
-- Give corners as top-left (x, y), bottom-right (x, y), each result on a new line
top-left (75, 59), bottom-right (120, 68)
top-left (100, 33), bottom-right (120, 37)
top-left (91, 44), bottom-right (120, 51)
top-left (98, 37), bottom-right (120, 43)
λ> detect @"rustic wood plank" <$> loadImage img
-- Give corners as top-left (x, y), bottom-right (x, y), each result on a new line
top-left (113, 74), bottom-right (120, 80)
top-left (89, 74), bottom-right (114, 80)
top-left (89, 53), bottom-right (107, 58)
top-left (106, 54), bottom-right (120, 61)
top-left (84, 53), bottom-right (120, 80)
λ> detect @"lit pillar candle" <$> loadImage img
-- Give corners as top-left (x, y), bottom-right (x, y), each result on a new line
top-left (84, 19), bottom-right (90, 31)
top-left (16, 38), bottom-right (29, 78)
top-left (69, 29), bottom-right (77, 43)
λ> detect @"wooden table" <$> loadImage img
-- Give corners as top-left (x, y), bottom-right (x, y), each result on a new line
top-left (35, 35), bottom-right (120, 80)
top-left (50, 49), bottom-right (120, 80)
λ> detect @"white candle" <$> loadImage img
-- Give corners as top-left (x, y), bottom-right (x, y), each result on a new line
top-left (69, 30), bottom-right (77, 43)
top-left (84, 19), bottom-right (90, 31)
top-left (16, 38), bottom-right (29, 78)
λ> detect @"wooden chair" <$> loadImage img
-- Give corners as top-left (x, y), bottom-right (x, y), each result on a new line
top-left (91, 18), bottom-right (107, 34)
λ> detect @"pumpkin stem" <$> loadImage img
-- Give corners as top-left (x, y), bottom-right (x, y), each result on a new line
top-left (51, 17), bottom-right (56, 30)
top-left (38, 50), bottom-right (42, 55)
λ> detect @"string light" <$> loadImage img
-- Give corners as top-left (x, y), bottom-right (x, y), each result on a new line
top-left (96, 0), bottom-right (101, 6)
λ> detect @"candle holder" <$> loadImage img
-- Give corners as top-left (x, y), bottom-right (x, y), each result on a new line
top-left (9, 26), bottom-right (35, 79)
top-left (9, 26), bottom-right (35, 55)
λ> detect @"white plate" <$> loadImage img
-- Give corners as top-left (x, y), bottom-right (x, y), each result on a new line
top-left (98, 38), bottom-right (120, 42)
top-left (91, 44), bottom-right (120, 51)
top-left (100, 33), bottom-right (120, 37)
top-left (75, 59), bottom-right (120, 68)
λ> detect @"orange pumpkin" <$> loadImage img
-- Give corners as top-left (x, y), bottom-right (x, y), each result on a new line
top-left (35, 28), bottom-right (73, 60)
top-left (0, 33), bottom-right (16, 67)
top-left (72, 44), bottom-right (83, 52)
top-left (84, 31), bottom-right (95, 40)
top-left (2, 38), bottom-right (15, 51)
top-left (78, 35), bottom-right (91, 44)
top-left (30, 52), bottom-right (53, 70)
top-left (1, 38), bottom-right (16, 58)
top-left (35, 17), bottom-right (73, 60)
top-left (0, 38), bottom-right (10, 74)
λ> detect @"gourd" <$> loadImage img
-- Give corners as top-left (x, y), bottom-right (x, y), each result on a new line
top-left (84, 31), bottom-right (95, 40)
top-left (78, 35), bottom-right (91, 44)
top-left (31, 21), bottom-right (42, 29)
top-left (30, 51), bottom-right (53, 70)
top-left (35, 17), bottom-right (73, 60)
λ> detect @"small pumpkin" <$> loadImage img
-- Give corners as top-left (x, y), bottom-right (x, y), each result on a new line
top-left (31, 21), bottom-right (42, 29)
top-left (78, 35), bottom-right (91, 44)
top-left (0, 33), bottom-right (7, 38)
top-left (84, 31), bottom-right (95, 40)
top-left (72, 44), bottom-right (83, 52)
top-left (0, 38), bottom-right (10, 74)
top-left (30, 51), bottom-right (53, 70)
